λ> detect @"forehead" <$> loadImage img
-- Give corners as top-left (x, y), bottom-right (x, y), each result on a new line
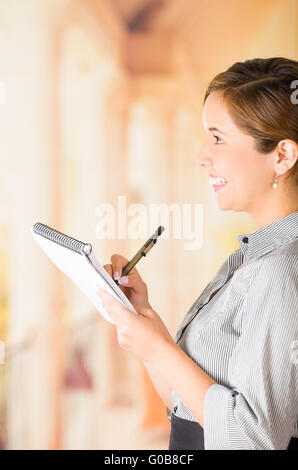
top-left (202, 91), bottom-right (239, 135)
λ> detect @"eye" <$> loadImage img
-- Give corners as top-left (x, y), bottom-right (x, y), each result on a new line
top-left (213, 134), bottom-right (224, 144)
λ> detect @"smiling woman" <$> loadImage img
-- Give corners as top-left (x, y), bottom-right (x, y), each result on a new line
top-left (197, 57), bottom-right (298, 228)
top-left (100, 57), bottom-right (298, 450)
top-left (170, 57), bottom-right (298, 449)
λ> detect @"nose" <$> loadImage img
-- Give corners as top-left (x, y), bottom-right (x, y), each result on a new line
top-left (196, 144), bottom-right (212, 168)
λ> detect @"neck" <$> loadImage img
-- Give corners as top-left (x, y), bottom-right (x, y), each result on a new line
top-left (249, 185), bottom-right (298, 229)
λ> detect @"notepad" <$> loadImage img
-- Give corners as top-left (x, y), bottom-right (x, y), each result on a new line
top-left (31, 222), bottom-right (137, 323)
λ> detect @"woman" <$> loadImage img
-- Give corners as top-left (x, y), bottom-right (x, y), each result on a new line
top-left (98, 57), bottom-right (298, 450)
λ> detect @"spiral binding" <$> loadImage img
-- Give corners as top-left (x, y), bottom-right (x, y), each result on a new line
top-left (33, 222), bottom-right (92, 255)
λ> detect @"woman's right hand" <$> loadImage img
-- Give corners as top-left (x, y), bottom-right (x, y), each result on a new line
top-left (103, 254), bottom-right (151, 311)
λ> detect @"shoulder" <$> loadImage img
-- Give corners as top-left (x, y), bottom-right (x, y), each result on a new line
top-left (245, 242), bottom-right (297, 327)
top-left (257, 239), bottom-right (298, 280)
top-left (275, 237), bottom-right (298, 258)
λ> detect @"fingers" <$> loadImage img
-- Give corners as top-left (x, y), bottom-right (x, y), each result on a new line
top-left (110, 253), bottom-right (127, 280)
top-left (117, 272), bottom-right (145, 288)
top-left (97, 287), bottom-right (134, 325)
top-left (110, 253), bottom-right (142, 281)
top-left (102, 263), bottom-right (129, 296)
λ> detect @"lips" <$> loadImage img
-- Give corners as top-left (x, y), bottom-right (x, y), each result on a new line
top-left (212, 182), bottom-right (227, 192)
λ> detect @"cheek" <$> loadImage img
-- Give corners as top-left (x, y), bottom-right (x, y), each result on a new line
top-left (229, 156), bottom-right (268, 199)
top-left (224, 147), bottom-right (253, 180)
top-left (221, 152), bottom-right (255, 195)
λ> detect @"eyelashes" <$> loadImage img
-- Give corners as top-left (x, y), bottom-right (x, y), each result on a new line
top-left (214, 135), bottom-right (224, 144)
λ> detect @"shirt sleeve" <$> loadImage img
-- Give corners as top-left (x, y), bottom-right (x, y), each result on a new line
top-left (203, 253), bottom-right (298, 450)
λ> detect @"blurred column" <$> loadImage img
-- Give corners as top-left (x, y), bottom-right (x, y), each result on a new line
top-left (59, 63), bottom-right (112, 449)
top-left (57, 20), bottom-right (131, 447)
top-left (98, 80), bottom-right (137, 410)
top-left (125, 80), bottom-right (179, 432)
top-left (0, 0), bottom-right (68, 449)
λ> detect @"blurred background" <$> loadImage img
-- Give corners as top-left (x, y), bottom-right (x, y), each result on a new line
top-left (0, 0), bottom-right (297, 450)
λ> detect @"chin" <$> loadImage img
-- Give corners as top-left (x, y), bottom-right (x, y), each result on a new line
top-left (216, 189), bottom-right (244, 212)
top-left (218, 202), bottom-right (246, 213)
top-left (216, 197), bottom-right (233, 211)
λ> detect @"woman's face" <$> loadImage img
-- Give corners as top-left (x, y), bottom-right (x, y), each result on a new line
top-left (197, 90), bottom-right (275, 214)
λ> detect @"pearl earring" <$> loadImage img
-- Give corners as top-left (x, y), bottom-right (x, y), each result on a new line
top-left (272, 174), bottom-right (279, 189)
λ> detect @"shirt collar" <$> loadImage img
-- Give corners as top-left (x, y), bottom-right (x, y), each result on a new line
top-left (237, 211), bottom-right (298, 260)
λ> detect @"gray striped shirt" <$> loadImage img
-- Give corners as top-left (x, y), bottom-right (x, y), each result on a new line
top-left (171, 211), bottom-right (298, 450)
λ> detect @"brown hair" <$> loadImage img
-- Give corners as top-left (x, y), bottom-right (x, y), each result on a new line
top-left (203, 57), bottom-right (298, 187)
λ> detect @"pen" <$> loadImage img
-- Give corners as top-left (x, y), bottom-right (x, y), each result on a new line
top-left (114, 226), bottom-right (165, 285)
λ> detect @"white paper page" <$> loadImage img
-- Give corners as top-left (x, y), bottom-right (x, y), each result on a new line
top-left (31, 229), bottom-right (137, 323)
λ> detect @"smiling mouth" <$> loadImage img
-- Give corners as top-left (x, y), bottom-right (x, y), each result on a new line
top-left (208, 176), bottom-right (228, 193)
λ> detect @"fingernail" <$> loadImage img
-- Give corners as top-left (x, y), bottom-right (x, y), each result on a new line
top-left (119, 276), bottom-right (128, 285)
top-left (114, 271), bottom-right (120, 281)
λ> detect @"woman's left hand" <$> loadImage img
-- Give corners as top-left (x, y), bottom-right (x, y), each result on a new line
top-left (97, 287), bottom-right (176, 366)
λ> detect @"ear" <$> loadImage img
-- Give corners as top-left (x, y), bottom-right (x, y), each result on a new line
top-left (274, 139), bottom-right (298, 176)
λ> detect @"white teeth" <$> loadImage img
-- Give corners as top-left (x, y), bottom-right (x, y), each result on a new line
top-left (208, 176), bottom-right (228, 186)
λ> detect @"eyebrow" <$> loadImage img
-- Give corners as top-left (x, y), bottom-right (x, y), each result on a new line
top-left (208, 127), bottom-right (228, 136)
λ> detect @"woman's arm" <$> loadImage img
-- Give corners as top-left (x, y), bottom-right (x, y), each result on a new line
top-left (203, 253), bottom-right (298, 449)
top-left (101, 254), bottom-right (216, 424)
top-left (143, 361), bottom-right (173, 412)
top-left (98, 286), bottom-right (217, 428)
top-left (152, 341), bottom-right (217, 428)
